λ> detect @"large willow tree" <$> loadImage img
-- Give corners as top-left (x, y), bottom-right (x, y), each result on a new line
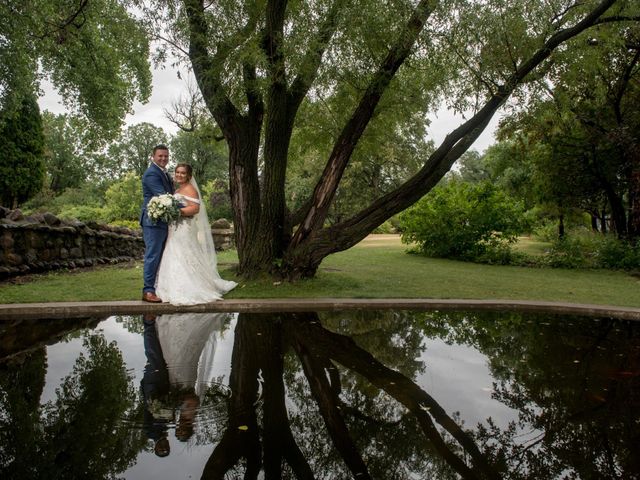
top-left (133, 2), bottom-right (640, 277)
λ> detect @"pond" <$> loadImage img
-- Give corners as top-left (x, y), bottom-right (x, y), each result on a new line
top-left (1, 310), bottom-right (639, 479)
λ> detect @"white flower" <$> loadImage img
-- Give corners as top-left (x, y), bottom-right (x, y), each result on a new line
top-left (147, 194), bottom-right (181, 224)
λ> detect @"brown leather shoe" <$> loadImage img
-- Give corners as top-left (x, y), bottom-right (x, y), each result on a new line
top-left (142, 292), bottom-right (163, 303)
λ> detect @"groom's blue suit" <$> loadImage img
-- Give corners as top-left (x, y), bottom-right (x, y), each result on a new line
top-left (140, 162), bottom-right (175, 294)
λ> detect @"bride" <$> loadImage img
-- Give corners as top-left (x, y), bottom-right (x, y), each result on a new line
top-left (155, 163), bottom-right (237, 305)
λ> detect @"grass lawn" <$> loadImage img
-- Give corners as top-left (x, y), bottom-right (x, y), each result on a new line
top-left (0, 234), bottom-right (638, 307)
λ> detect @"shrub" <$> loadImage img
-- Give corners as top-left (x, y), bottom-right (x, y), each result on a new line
top-left (399, 181), bottom-right (526, 260)
top-left (104, 172), bottom-right (142, 222)
top-left (532, 220), bottom-right (559, 242)
top-left (541, 233), bottom-right (640, 270)
top-left (543, 236), bottom-right (590, 268)
top-left (108, 219), bottom-right (141, 231)
top-left (58, 205), bottom-right (109, 223)
top-left (200, 179), bottom-right (233, 222)
top-left (593, 236), bottom-right (640, 269)
top-left (373, 220), bottom-right (396, 234)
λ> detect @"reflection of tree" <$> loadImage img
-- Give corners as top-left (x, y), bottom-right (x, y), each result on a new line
top-left (424, 311), bottom-right (640, 479)
top-left (0, 332), bottom-right (146, 479)
top-left (202, 312), bottom-right (498, 479)
top-left (0, 317), bottom-right (100, 363)
top-left (0, 348), bottom-right (46, 479)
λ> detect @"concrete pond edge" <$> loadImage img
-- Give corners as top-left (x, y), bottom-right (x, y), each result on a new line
top-left (1, 298), bottom-right (639, 321)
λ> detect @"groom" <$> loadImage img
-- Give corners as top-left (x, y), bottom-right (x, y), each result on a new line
top-left (140, 144), bottom-right (174, 303)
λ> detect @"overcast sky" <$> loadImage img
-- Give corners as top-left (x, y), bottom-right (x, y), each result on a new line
top-left (38, 63), bottom-right (499, 153)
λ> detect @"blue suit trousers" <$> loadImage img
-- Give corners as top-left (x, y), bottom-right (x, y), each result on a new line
top-left (142, 225), bottom-right (168, 294)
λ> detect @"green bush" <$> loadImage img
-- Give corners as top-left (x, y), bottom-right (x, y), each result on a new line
top-left (543, 236), bottom-right (590, 268)
top-left (58, 205), bottom-right (109, 223)
top-left (532, 220), bottom-right (559, 242)
top-left (200, 179), bottom-right (233, 222)
top-left (399, 181), bottom-right (526, 260)
top-left (541, 233), bottom-right (640, 270)
top-left (104, 172), bottom-right (142, 222)
top-left (373, 220), bottom-right (396, 234)
top-left (595, 237), bottom-right (639, 269)
top-left (108, 219), bottom-right (141, 230)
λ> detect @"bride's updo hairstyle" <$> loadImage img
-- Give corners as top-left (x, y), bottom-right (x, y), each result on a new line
top-left (176, 163), bottom-right (193, 181)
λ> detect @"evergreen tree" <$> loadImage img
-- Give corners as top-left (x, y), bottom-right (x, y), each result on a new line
top-left (0, 93), bottom-right (45, 208)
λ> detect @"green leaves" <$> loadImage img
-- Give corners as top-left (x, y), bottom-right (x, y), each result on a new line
top-left (1, 0), bottom-right (152, 138)
top-left (400, 180), bottom-right (526, 260)
top-left (0, 92), bottom-right (45, 208)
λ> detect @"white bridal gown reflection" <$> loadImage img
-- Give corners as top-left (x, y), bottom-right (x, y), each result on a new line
top-left (155, 313), bottom-right (227, 396)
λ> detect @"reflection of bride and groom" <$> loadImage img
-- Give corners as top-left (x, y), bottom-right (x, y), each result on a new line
top-left (140, 310), bottom-right (496, 476)
top-left (140, 144), bottom-right (236, 305)
top-left (141, 312), bottom-right (229, 457)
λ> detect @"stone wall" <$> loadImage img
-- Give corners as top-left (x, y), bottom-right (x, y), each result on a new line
top-left (0, 207), bottom-right (144, 278)
top-left (0, 208), bottom-right (236, 279)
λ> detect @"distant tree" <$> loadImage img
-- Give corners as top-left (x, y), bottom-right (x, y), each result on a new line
top-left (496, 15), bottom-right (640, 240)
top-left (0, 92), bottom-right (45, 208)
top-left (108, 123), bottom-right (168, 177)
top-left (454, 150), bottom-right (491, 184)
top-left (41, 112), bottom-right (90, 193)
top-left (170, 124), bottom-right (228, 181)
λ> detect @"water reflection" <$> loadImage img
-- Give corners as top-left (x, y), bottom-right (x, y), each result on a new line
top-left (141, 313), bottom-right (229, 457)
top-left (0, 310), bottom-right (638, 479)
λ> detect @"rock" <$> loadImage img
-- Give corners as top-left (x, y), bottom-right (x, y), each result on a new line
top-left (7, 209), bottom-right (24, 221)
top-left (26, 213), bottom-right (45, 223)
top-left (211, 218), bottom-right (231, 229)
top-left (43, 212), bottom-right (61, 226)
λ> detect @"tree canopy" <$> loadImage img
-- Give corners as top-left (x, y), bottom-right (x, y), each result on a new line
top-left (130, 0), bottom-right (639, 279)
top-left (1, 0), bottom-right (152, 137)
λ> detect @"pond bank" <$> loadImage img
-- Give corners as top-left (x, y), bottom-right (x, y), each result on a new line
top-left (1, 298), bottom-right (639, 321)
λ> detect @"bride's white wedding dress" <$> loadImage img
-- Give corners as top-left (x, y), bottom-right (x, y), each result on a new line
top-left (156, 312), bottom-right (227, 397)
top-left (156, 178), bottom-right (237, 305)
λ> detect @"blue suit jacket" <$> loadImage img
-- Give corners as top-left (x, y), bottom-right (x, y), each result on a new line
top-left (140, 163), bottom-right (175, 227)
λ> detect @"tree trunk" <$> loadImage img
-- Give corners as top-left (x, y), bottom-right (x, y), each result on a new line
top-left (602, 181), bottom-right (628, 239)
top-left (627, 154), bottom-right (640, 240)
top-left (558, 214), bottom-right (565, 239)
top-left (227, 122), bottom-right (264, 274)
top-left (184, 0), bottom-right (620, 280)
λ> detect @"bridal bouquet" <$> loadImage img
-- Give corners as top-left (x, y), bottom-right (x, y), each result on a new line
top-left (147, 194), bottom-right (181, 224)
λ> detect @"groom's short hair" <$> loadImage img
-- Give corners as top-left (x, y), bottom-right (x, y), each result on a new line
top-left (153, 144), bottom-right (169, 154)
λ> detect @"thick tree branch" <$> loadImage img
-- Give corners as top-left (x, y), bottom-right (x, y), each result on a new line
top-left (183, 0), bottom-right (242, 135)
top-left (613, 49), bottom-right (640, 123)
top-left (291, 333), bottom-right (371, 479)
top-left (288, 313), bottom-right (498, 480)
top-left (287, 0), bottom-right (345, 115)
top-left (313, 0), bottom-right (620, 253)
top-left (593, 15), bottom-right (640, 25)
top-left (290, 0), bottom-right (436, 249)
